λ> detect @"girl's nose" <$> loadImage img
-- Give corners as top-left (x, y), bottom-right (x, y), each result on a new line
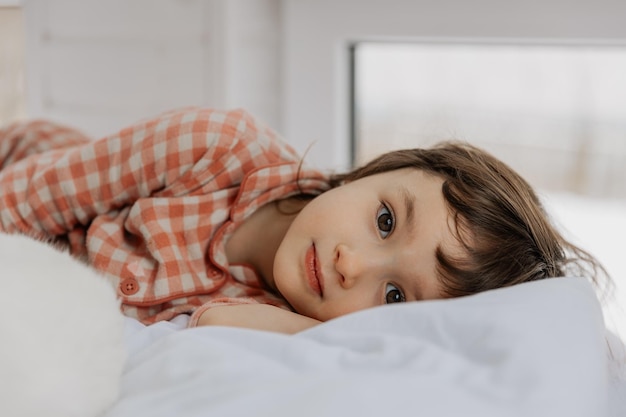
top-left (334, 243), bottom-right (382, 289)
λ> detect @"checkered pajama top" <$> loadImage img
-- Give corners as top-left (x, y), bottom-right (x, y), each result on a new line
top-left (0, 108), bottom-right (330, 324)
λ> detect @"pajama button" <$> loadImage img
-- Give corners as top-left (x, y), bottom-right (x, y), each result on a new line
top-left (120, 278), bottom-right (139, 295)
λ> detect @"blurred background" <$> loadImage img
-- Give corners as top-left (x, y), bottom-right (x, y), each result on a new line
top-left (1, 0), bottom-right (625, 331)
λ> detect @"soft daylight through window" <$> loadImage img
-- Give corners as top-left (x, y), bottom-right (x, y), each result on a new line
top-left (352, 42), bottom-right (626, 199)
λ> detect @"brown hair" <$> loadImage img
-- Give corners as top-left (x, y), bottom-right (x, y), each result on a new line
top-left (329, 141), bottom-right (610, 298)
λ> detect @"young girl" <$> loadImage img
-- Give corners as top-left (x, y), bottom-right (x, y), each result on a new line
top-left (0, 107), bottom-right (607, 334)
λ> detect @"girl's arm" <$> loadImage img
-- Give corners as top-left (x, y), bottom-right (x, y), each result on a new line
top-left (195, 304), bottom-right (322, 334)
top-left (0, 108), bottom-right (279, 238)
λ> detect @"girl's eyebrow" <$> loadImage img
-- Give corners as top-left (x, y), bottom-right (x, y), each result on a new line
top-left (399, 185), bottom-right (416, 233)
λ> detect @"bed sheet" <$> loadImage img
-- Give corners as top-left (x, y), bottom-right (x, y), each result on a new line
top-left (104, 277), bottom-right (622, 417)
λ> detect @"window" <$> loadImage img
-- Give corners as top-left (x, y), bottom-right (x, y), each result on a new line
top-left (352, 42), bottom-right (626, 198)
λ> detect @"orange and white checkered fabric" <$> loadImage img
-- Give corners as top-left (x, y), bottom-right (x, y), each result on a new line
top-left (0, 108), bottom-right (330, 324)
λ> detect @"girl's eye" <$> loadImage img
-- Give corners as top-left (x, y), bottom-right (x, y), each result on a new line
top-left (385, 283), bottom-right (406, 304)
top-left (376, 203), bottom-right (394, 239)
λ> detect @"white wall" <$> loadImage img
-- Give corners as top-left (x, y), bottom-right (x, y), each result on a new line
top-left (21, 0), bottom-right (280, 138)
top-left (0, 6), bottom-right (26, 125)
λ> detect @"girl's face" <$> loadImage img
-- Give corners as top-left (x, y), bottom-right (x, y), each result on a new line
top-left (271, 168), bottom-right (465, 321)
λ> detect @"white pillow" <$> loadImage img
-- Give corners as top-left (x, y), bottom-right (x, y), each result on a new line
top-left (0, 233), bottom-right (126, 417)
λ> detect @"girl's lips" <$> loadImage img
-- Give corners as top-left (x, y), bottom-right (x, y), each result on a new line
top-left (305, 244), bottom-right (324, 297)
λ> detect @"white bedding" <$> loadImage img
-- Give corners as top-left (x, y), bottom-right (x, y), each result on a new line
top-left (100, 191), bottom-right (626, 417)
top-left (105, 277), bottom-right (623, 417)
top-left (2, 191), bottom-right (625, 417)
top-left (542, 192), bottom-right (626, 338)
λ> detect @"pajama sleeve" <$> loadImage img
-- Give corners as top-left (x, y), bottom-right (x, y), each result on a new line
top-left (0, 108), bottom-right (259, 238)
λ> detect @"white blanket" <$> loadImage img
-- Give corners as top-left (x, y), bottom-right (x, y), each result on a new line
top-left (105, 277), bottom-right (622, 417)
top-left (2, 189), bottom-right (625, 417)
